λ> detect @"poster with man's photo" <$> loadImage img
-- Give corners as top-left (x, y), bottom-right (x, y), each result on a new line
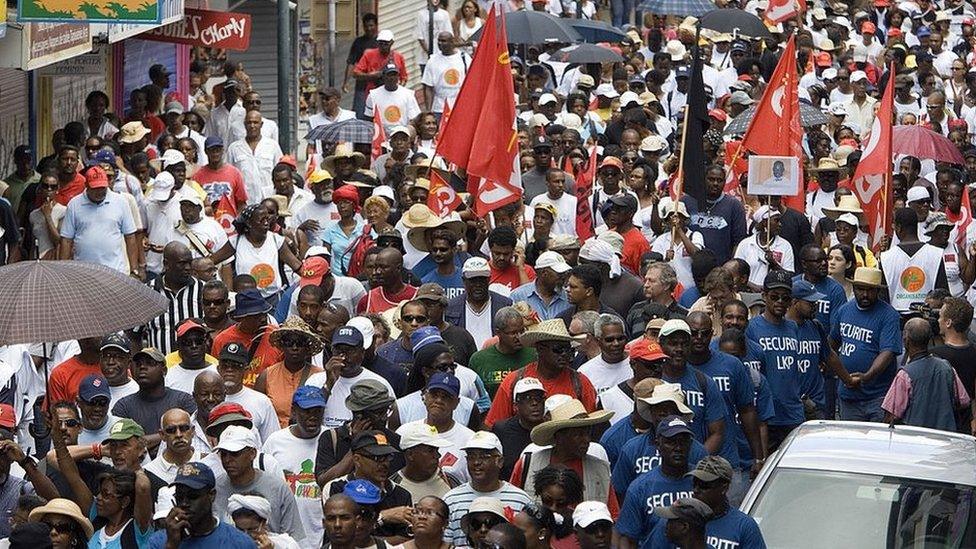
top-left (747, 156), bottom-right (801, 196)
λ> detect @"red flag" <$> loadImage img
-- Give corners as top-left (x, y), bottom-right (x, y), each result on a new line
top-left (765, 0), bottom-right (800, 23)
top-left (850, 63), bottom-right (894, 246)
top-left (427, 170), bottom-right (461, 217)
top-left (740, 34), bottom-right (805, 212)
top-left (723, 141), bottom-right (749, 192)
top-left (437, 6), bottom-right (518, 184)
top-left (955, 191), bottom-right (972, 246)
top-left (214, 195), bottom-right (237, 236)
top-left (470, 155), bottom-right (523, 217)
top-left (371, 110), bottom-right (386, 161)
top-left (575, 146), bottom-right (598, 242)
top-left (435, 101), bottom-right (452, 146)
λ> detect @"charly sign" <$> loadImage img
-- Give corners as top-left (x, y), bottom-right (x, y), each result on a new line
top-left (141, 8), bottom-right (251, 51)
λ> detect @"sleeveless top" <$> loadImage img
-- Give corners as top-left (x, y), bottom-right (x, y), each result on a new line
top-left (265, 361), bottom-right (323, 427)
top-left (880, 243), bottom-right (943, 312)
top-left (234, 232), bottom-right (286, 297)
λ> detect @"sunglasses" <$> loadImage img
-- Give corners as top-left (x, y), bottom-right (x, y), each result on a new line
top-left (279, 336), bottom-right (307, 347)
top-left (469, 517), bottom-right (503, 531)
top-left (59, 418), bottom-right (81, 428)
top-left (164, 424), bottom-right (192, 435)
top-left (40, 184), bottom-right (59, 191)
top-left (402, 315), bottom-right (428, 323)
top-left (542, 344), bottom-right (574, 355)
top-left (44, 520), bottom-right (76, 534)
top-left (766, 294), bottom-right (793, 303)
top-left (84, 398), bottom-right (110, 408)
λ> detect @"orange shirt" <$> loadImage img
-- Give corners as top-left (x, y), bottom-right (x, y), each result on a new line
top-left (47, 358), bottom-right (101, 407)
top-left (263, 362), bottom-right (323, 427)
top-left (484, 362), bottom-right (597, 428)
top-left (211, 323), bottom-right (283, 387)
top-left (56, 173), bottom-right (87, 206)
top-left (620, 227), bottom-right (651, 275)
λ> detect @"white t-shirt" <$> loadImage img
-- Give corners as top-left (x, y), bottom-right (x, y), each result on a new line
top-left (290, 201), bottom-right (339, 245)
top-left (414, 8), bottom-right (453, 64)
top-left (396, 390), bottom-right (475, 427)
top-left (365, 86), bottom-right (422, 133)
top-left (734, 234), bottom-right (796, 287)
top-left (165, 364), bottom-right (219, 394)
top-left (145, 449), bottom-right (203, 484)
top-left (305, 369), bottom-right (395, 428)
top-left (231, 232), bottom-right (287, 298)
top-left (261, 428), bottom-right (324, 549)
top-left (598, 384), bottom-right (633, 426)
top-left (402, 419), bottom-right (473, 483)
top-left (171, 216), bottom-right (229, 258)
top-left (287, 276), bottom-right (367, 318)
top-left (577, 355), bottom-right (632, 396)
top-left (421, 52), bottom-right (468, 113)
top-left (78, 415), bottom-right (118, 446)
top-left (650, 230), bottom-right (704, 290)
top-left (225, 386), bottom-right (281, 444)
top-left (109, 380), bottom-right (139, 409)
top-left (529, 192), bottom-right (578, 238)
top-left (29, 204), bottom-right (67, 258)
top-left (464, 302), bottom-right (493, 350)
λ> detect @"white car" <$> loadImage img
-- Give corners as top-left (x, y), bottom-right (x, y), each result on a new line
top-left (741, 420), bottom-right (976, 548)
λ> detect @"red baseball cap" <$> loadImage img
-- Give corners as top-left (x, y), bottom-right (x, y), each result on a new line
top-left (815, 51), bottom-right (833, 67)
top-left (949, 118), bottom-right (969, 132)
top-left (176, 320), bottom-right (207, 339)
top-left (0, 404), bottom-right (15, 429)
top-left (861, 21), bottom-right (877, 35)
top-left (629, 339), bottom-right (669, 361)
top-left (277, 155), bottom-right (298, 170)
top-left (207, 402), bottom-right (253, 424)
top-left (299, 256), bottom-right (331, 287)
top-left (737, 74), bottom-right (754, 82)
top-left (598, 157), bottom-right (624, 171)
top-left (887, 28), bottom-right (903, 37)
top-left (85, 166), bottom-right (109, 189)
top-left (708, 109), bottom-right (728, 122)
top-left (964, 17), bottom-right (975, 26)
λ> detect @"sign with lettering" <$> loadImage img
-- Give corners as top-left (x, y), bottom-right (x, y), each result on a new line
top-left (23, 22), bottom-right (92, 71)
top-left (141, 8), bottom-right (251, 51)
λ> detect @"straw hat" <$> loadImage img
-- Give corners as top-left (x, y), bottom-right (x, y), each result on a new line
top-left (404, 157), bottom-right (452, 181)
top-left (29, 499), bottom-right (94, 538)
top-left (530, 398), bottom-right (614, 446)
top-left (323, 143), bottom-right (366, 173)
top-left (269, 316), bottom-right (324, 354)
top-left (520, 319), bottom-right (586, 347)
top-left (810, 157), bottom-right (842, 172)
top-left (268, 195), bottom-right (293, 217)
top-left (401, 204), bottom-right (466, 251)
top-left (637, 382), bottom-right (694, 416)
top-left (823, 195), bottom-right (866, 224)
top-left (848, 267), bottom-right (884, 288)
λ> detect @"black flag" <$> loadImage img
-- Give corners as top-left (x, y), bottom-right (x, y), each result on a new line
top-left (679, 42), bottom-right (710, 206)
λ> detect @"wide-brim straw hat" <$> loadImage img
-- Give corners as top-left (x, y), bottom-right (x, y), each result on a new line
top-left (269, 316), bottom-right (324, 355)
top-left (29, 499), bottom-right (94, 539)
top-left (848, 267), bottom-right (884, 288)
top-left (636, 382), bottom-right (694, 416)
top-left (323, 143), bottom-right (366, 174)
top-left (530, 398), bottom-right (614, 446)
top-left (404, 157), bottom-right (452, 181)
top-left (402, 204), bottom-right (466, 251)
top-left (520, 319), bottom-right (587, 347)
top-left (810, 157), bottom-right (842, 172)
top-left (823, 194), bottom-right (866, 224)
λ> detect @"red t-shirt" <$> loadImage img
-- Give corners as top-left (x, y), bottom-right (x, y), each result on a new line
top-left (357, 285), bottom-right (419, 314)
top-left (620, 227), bottom-right (651, 275)
top-left (194, 164), bottom-right (249, 213)
top-left (353, 49), bottom-right (408, 95)
top-left (489, 262), bottom-right (535, 293)
top-left (211, 323), bottom-right (283, 388)
top-left (47, 358), bottom-right (102, 406)
top-left (484, 362), bottom-right (597, 428)
top-left (56, 173), bottom-right (87, 206)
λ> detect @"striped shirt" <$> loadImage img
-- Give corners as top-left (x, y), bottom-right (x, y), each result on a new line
top-left (442, 481), bottom-right (532, 545)
top-left (144, 276), bottom-right (204, 354)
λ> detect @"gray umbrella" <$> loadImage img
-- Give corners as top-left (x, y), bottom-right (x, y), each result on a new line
top-left (0, 261), bottom-right (168, 345)
top-left (550, 44), bottom-right (624, 64)
top-left (470, 11), bottom-right (582, 45)
top-left (723, 103), bottom-right (829, 135)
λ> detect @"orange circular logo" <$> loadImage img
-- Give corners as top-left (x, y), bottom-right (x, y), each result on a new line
top-left (900, 266), bottom-right (926, 293)
top-left (250, 263), bottom-right (276, 288)
top-left (383, 105), bottom-right (402, 123)
top-left (444, 68), bottom-right (460, 86)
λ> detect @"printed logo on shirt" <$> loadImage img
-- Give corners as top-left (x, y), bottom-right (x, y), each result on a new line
top-left (440, 452), bottom-right (459, 467)
top-left (707, 536), bottom-right (742, 549)
top-left (444, 68), bottom-right (460, 85)
top-left (645, 490), bottom-right (694, 512)
top-left (384, 105), bottom-right (403, 123)
top-left (634, 452), bottom-right (662, 474)
top-left (691, 213), bottom-right (728, 230)
top-left (900, 266), bottom-right (926, 292)
top-left (204, 181), bottom-right (232, 203)
top-left (250, 263), bottom-right (275, 288)
top-left (287, 459), bottom-right (321, 500)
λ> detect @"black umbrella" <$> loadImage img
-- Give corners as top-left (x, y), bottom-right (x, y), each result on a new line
top-left (550, 44), bottom-right (624, 64)
top-left (567, 19), bottom-right (629, 43)
top-left (724, 102), bottom-right (829, 135)
top-left (470, 11), bottom-right (581, 45)
top-left (699, 8), bottom-right (772, 39)
top-left (638, 0), bottom-right (714, 17)
top-left (305, 118), bottom-right (374, 144)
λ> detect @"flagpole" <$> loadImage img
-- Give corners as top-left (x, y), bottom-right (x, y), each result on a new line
top-left (671, 105), bottom-right (691, 253)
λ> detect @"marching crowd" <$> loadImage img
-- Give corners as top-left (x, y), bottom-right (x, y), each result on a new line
top-left (1, 0), bottom-right (976, 547)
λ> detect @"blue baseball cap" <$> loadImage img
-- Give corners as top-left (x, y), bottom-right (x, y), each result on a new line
top-left (173, 462), bottom-right (216, 490)
top-left (332, 326), bottom-right (364, 348)
top-left (204, 136), bottom-right (224, 149)
top-left (78, 374), bottom-right (111, 403)
top-left (343, 479), bottom-right (382, 504)
top-left (657, 415), bottom-right (694, 438)
top-left (426, 372), bottom-right (460, 398)
top-left (293, 386), bottom-right (327, 409)
top-left (916, 25), bottom-right (931, 38)
top-left (91, 149), bottom-right (116, 166)
top-left (792, 279), bottom-right (827, 303)
top-left (410, 325), bottom-right (444, 353)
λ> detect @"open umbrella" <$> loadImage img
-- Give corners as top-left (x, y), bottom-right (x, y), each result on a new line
top-left (892, 125), bottom-right (965, 165)
top-left (699, 8), bottom-right (772, 39)
top-left (0, 261), bottom-right (169, 345)
top-left (638, 0), bottom-right (714, 17)
top-left (567, 19), bottom-right (629, 43)
top-left (470, 11), bottom-right (581, 45)
top-left (305, 118), bottom-right (374, 145)
top-left (550, 44), bottom-right (624, 64)
top-left (723, 103), bottom-right (829, 135)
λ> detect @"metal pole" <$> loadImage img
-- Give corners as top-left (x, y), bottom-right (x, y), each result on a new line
top-left (328, 0), bottom-right (336, 86)
top-left (278, 0), bottom-right (293, 154)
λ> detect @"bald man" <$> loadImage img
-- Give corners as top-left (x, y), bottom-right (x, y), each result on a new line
top-left (357, 247), bottom-right (419, 313)
top-left (145, 241), bottom-right (204, 355)
top-left (190, 371), bottom-right (226, 453)
top-left (145, 408), bottom-right (201, 483)
top-left (322, 494), bottom-right (361, 549)
top-left (227, 109), bottom-right (283, 205)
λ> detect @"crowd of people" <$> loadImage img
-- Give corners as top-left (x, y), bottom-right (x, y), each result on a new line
top-left (2, 0), bottom-right (976, 547)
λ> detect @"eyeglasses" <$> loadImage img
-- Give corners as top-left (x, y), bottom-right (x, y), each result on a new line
top-left (766, 293), bottom-right (793, 303)
top-left (516, 393), bottom-right (545, 404)
top-left (402, 315), bottom-right (428, 323)
top-left (59, 418), bottom-right (81, 428)
top-left (689, 329), bottom-right (712, 338)
top-left (202, 299), bottom-right (227, 306)
top-left (413, 506), bottom-right (448, 519)
top-left (163, 424), bottom-right (192, 435)
top-left (84, 398), bottom-right (110, 408)
top-left (542, 343), bottom-right (574, 355)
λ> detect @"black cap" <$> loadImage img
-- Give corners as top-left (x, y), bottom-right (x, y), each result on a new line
top-left (351, 430), bottom-right (399, 456)
top-left (532, 135), bottom-right (552, 150)
top-left (13, 145), bottom-right (31, 160)
top-left (100, 333), bottom-right (131, 353)
top-left (219, 342), bottom-right (249, 365)
top-left (763, 269), bottom-right (793, 291)
top-left (675, 65), bottom-right (690, 79)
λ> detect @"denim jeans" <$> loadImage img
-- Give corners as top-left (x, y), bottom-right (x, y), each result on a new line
top-left (610, 0), bottom-right (634, 27)
top-left (728, 469), bottom-right (752, 507)
top-left (839, 396), bottom-right (886, 422)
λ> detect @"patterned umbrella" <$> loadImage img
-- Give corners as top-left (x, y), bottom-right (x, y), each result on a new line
top-left (892, 125), bottom-right (965, 165)
top-left (567, 19), bottom-right (629, 43)
top-left (470, 11), bottom-right (582, 45)
top-left (638, 0), bottom-right (715, 17)
top-left (550, 44), bottom-right (624, 64)
top-left (724, 103), bottom-right (829, 135)
top-left (305, 118), bottom-right (375, 144)
top-left (0, 261), bottom-right (168, 345)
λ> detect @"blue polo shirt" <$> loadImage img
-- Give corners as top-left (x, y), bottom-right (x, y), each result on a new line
top-left (830, 299), bottom-right (903, 401)
top-left (793, 274), bottom-right (849, 328)
top-left (60, 190), bottom-right (136, 274)
top-left (616, 466), bottom-right (695, 545)
top-left (688, 350), bottom-right (757, 470)
top-left (599, 413), bottom-right (639, 471)
top-left (646, 506), bottom-right (768, 549)
top-left (745, 315), bottom-right (805, 426)
top-left (661, 367), bottom-right (726, 446)
top-left (796, 319), bottom-right (830, 410)
top-left (510, 281), bottom-right (571, 320)
top-left (612, 433), bottom-right (707, 495)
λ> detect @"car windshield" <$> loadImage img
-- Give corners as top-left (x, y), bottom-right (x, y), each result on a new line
top-left (749, 469), bottom-right (976, 548)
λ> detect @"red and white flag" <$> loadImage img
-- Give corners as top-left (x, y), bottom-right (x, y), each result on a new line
top-left (427, 169), bottom-right (462, 217)
top-left (850, 64), bottom-right (895, 246)
top-left (371, 110), bottom-right (386, 162)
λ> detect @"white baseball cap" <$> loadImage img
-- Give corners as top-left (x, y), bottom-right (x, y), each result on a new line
top-left (148, 172), bottom-right (175, 201)
top-left (396, 422), bottom-right (452, 450)
top-left (514, 376), bottom-right (547, 397)
top-left (215, 425), bottom-right (258, 452)
top-left (595, 83), bottom-right (619, 98)
top-left (462, 257), bottom-right (491, 279)
top-left (573, 501), bottom-right (613, 527)
top-left (161, 149), bottom-right (187, 169)
top-left (752, 204), bottom-right (782, 224)
top-left (822, 68), bottom-right (839, 81)
top-left (907, 185), bottom-right (931, 203)
top-left (461, 431), bottom-right (503, 453)
top-left (641, 134), bottom-right (668, 153)
top-left (660, 319), bottom-right (691, 338)
top-left (377, 29), bottom-right (394, 42)
top-left (346, 316), bottom-right (375, 348)
top-left (372, 185), bottom-right (395, 201)
top-left (619, 91), bottom-right (641, 108)
top-left (535, 251), bottom-right (571, 274)
top-left (538, 93), bottom-right (558, 106)
top-left (850, 70), bottom-right (868, 83)
top-left (835, 213), bottom-right (860, 227)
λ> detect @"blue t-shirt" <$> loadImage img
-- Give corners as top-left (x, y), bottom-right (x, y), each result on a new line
top-left (745, 315), bottom-right (805, 426)
top-left (146, 522), bottom-right (255, 549)
top-left (678, 286), bottom-right (701, 309)
top-left (793, 274), bottom-right (849, 328)
top-left (661, 367), bottom-right (726, 446)
top-left (599, 413), bottom-right (639, 471)
top-left (612, 432), bottom-right (708, 495)
top-left (796, 319), bottom-right (829, 410)
top-left (617, 466), bottom-right (695, 544)
top-left (646, 506), bottom-right (768, 549)
top-left (321, 218), bottom-right (366, 275)
top-left (710, 338), bottom-right (766, 375)
top-left (738, 369), bottom-right (777, 467)
top-left (420, 267), bottom-right (465, 300)
top-left (688, 351), bottom-right (757, 470)
top-left (412, 252), bottom-right (471, 283)
top-left (89, 523), bottom-right (154, 549)
top-left (830, 299), bottom-right (903, 401)
top-left (687, 194), bottom-right (747, 264)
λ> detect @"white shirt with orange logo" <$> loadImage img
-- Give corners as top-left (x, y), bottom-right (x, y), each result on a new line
top-left (421, 51), bottom-right (469, 113)
top-left (364, 85), bottom-right (422, 133)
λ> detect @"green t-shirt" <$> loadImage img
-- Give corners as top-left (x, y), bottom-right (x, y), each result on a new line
top-left (469, 345), bottom-right (538, 398)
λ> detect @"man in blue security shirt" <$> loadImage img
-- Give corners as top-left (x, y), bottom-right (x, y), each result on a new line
top-left (685, 311), bottom-right (763, 505)
top-left (616, 415), bottom-right (697, 549)
top-left (793, 244), bottom-right (848, 329)
top-left (646, 456), bottom-right (767, 549)
top-left (830, 267), bottom-right (903, 422)
top-left (745, 270), bottom-right (805, 452)
top-left (712, 299), bottom-right (766, 374)
top-left (657, 319), bottom-right (726, 455)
